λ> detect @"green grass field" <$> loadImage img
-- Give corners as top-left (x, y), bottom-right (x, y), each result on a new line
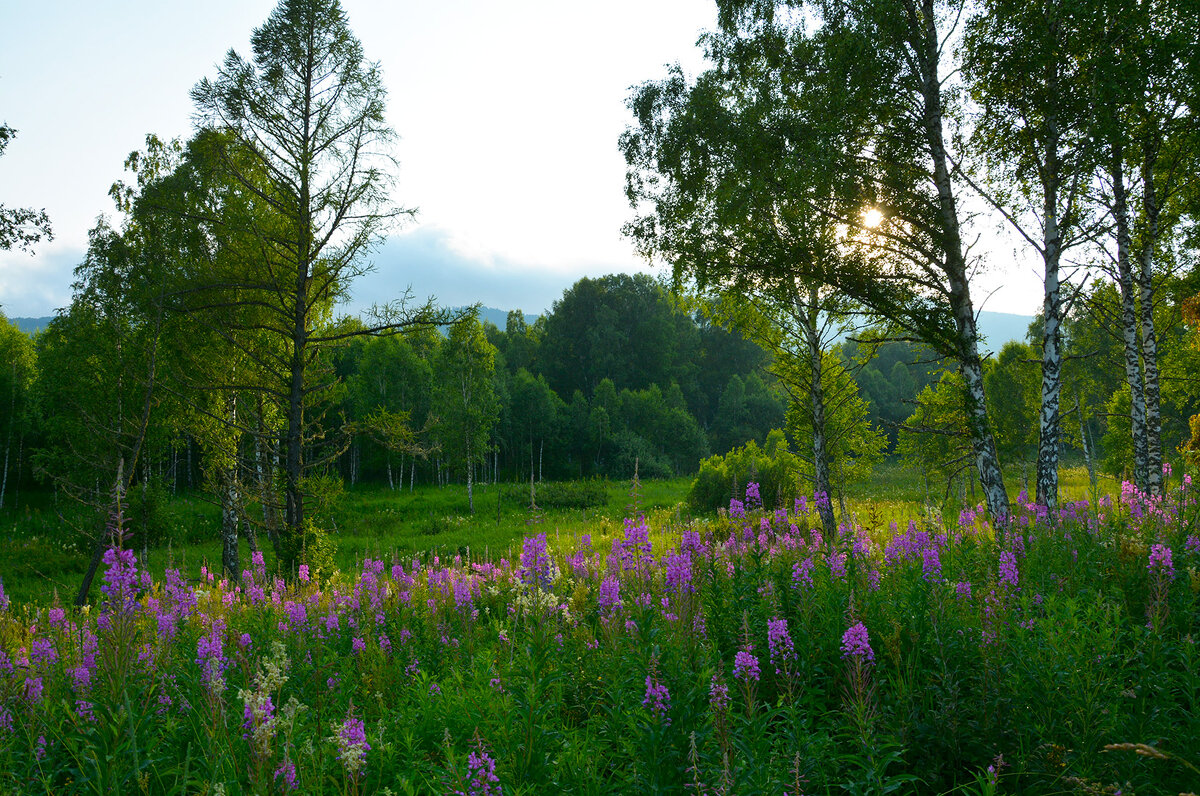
top-left (0, 461), bottom-right (1122, 608)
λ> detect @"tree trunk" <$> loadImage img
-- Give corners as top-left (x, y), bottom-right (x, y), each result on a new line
top-left (914, 0), bottom-right (1009, 523)
top-left (1035, 99), bottom-right (1063, 509)
top-left (466, 429), bottom-right (475, 513)
top-left (1111, 146), bottom-right (1150, 490)
top-left (1138, 154), bottom-right (1163, 495)
top-left (1077, 394), bottom-right (1097, 496)
top-left (802, 287), bottom-right (837, 539)
top-left (221, 395), bottom-right (240, 581)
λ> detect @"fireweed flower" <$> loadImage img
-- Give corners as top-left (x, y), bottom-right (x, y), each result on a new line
top-left (998, 551), bottom-right (1020, 591)
top-left (598, 577), bottom-right (622, 613)
top-left (709, 675), bottom-right (730, 712)
top-left (921, 546), bottom-right (942, 583)
top-left (745, 481), bottom-right (761, 509)
top-left (840, 622), bottom-right (874, 663)
top-left (793, 557), bottom-right (815, 589)
top-left (332, 713), bottom-right (371, 779)
top-left (733, 645), bottom-right (760, 682)
top-left (729, 498), bottom-right (746, 519)
top-left (767, 618), bottom-right (795, 674)
top-left (457, 742), bottom-right (503, 796)
top-left (1184, 535), bottom-right (1200, 558)
top-left (519, 533), bottom-right (551, 588)
top-left (955, 581), bottom-right (973, 600)
top-left (1148, 544), bottom-right (1174, 584)
top-left (643, 674), bottom-right (671, 724)
top-left (100, 546), bottom-right (139, 615)
top-left (664, 551), bottom-right (693, 594)
top-left (274, 759), bottom-right (298, 791)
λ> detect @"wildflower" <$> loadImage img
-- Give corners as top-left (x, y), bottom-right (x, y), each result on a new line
top-left (331, 713), bottom-right (371, 779)
top-left (457, 741), bottom-right (503, 796)
top-left (598, 577), bottom-right (622, 613)
top-left (729, 497), bottom-right (745, 519)
top-left (767, 618), bottom-right (795, 674)
top-left (352, 637), bottom-right (366, 655)
top-left (519, 533), bottom-right (551, 588)
top-left (30, 637), bottom-right (57, 668)
top-left (643, 674), bottom-right (671, 724)
top-left (298, 564), bottom-right (310, 583)
top-left (100, 546), bottom-right (139, 614)
top-left (48, 607), bottom-right (66, 628)
top-left (955, 581), bottom-right (973, 600)
top-left (709, 675), bottom-right (730, 712)
top-left (1184, 534), bottom-right (1200, 558)
top-left (998, 551), bottom-right (1020, 591)
top-left (829, 551), bottom-right (847, 580)
top-left (921, 545), bottom-right (942, 583)
top-left (664, 551), bottom-right (693, 594)
top-left (840, 622), bottom-right (874, 663)
top-left (274, 759), bottom-right (298, 791)
top-left (1148, 544), bottom-right (1175, 584)
top-left (745, 481), bottom-right (761, 510)
top-left (25, 676), bottom-right (43, 703)
top-left (793, 557), bottom-right (815, 589)
top-left (733, 645), bottom-right (760, 682)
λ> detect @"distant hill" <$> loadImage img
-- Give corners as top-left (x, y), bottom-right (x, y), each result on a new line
top-left (976, 310), bottom-right (1034, 352)
top-left (475, 306), bottom-right (540, 329)
top-left (8, 316), bottom-right (54, 336)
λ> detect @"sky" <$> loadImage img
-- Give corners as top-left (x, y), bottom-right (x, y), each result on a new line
top-left (0, 0), bottom-right (1042, 320)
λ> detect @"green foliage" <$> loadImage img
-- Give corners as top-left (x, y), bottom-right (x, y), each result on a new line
top-left (784, 351), bottom-right (887, 491)
top-left (895, 371), bottom-right (975, 504)
top-left (532, 480), bottom-right (609, 510)
top-left (688, 430), bottom-right (801, 512)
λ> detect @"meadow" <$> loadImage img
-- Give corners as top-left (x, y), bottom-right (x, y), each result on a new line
top-left (0, 466), bottom-right (1197, 794)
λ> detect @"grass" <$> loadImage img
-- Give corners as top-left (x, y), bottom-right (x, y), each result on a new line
top-left (0, 462), bottom-right (1128, 608)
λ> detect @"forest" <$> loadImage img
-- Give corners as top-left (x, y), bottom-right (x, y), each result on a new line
top-left (0, 0), bottom-right (1199, 792)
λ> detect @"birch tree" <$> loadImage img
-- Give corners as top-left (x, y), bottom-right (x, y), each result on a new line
top-left (624, 0), bottom-right (1013, 522)
top-left (962, 0), bottom-right (1099, 508)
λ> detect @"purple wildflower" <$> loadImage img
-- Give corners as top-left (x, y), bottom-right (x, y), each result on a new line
top-left (793, 557), bottom-right (815, 589)
top-left (458, 742), bottom-right (503, 796)
top-left (767, 618), bottom-right (795, 673)
top-left (998, 551), bottom-right (1020, 591)
top-left (643, 674), bottom-right (671, 724)
top-left (955, 581), bottom-right (973, 600)
top-left (733, 645), bottom-right (760, 682)
top-left (1148, 544), bottom-right (1175, 584)
top-left (100, 546), bottom-right (139, 614)
top-left (333, 714), bottom-right (371, 777)
top-left (664, 551), bottom-right (693, 594)
top-left (922, 545), bottom-right (942, 582)
top-left (275, 759), bottom-right (298, 791)
top-left (709, 675), bottom-right (730, 712)
top-left (745, 481), bottom-right (761, 509)
top-left (598, 577), bottom-right (622, 613)
top-left (840, 622), bottom-right (874, 663)
top-left (519, 533), bottom-right (551, 588)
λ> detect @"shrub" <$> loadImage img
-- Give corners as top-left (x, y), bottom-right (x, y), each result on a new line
top-left (534, 479), bottom-right (609, 509)
top-left (688, 429), bottom-right (801, 512)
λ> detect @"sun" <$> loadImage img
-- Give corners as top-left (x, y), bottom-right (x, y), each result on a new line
top-left (862, 208), bottom-right (884, 229)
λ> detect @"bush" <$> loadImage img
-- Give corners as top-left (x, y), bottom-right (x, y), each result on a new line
top-left (606, 431), bottom-right (674, 480)
top-left (534, 479), bottom-right (609, 509)
top-left (688, 429), bottom-right (801, 512)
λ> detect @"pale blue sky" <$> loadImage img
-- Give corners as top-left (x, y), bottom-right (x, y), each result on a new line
top-left (0, 1), bottom-right (1041, 319)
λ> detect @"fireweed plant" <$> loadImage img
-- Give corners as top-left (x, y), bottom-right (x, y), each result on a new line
top-left (0, 477), bottom-right (1197, 794)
